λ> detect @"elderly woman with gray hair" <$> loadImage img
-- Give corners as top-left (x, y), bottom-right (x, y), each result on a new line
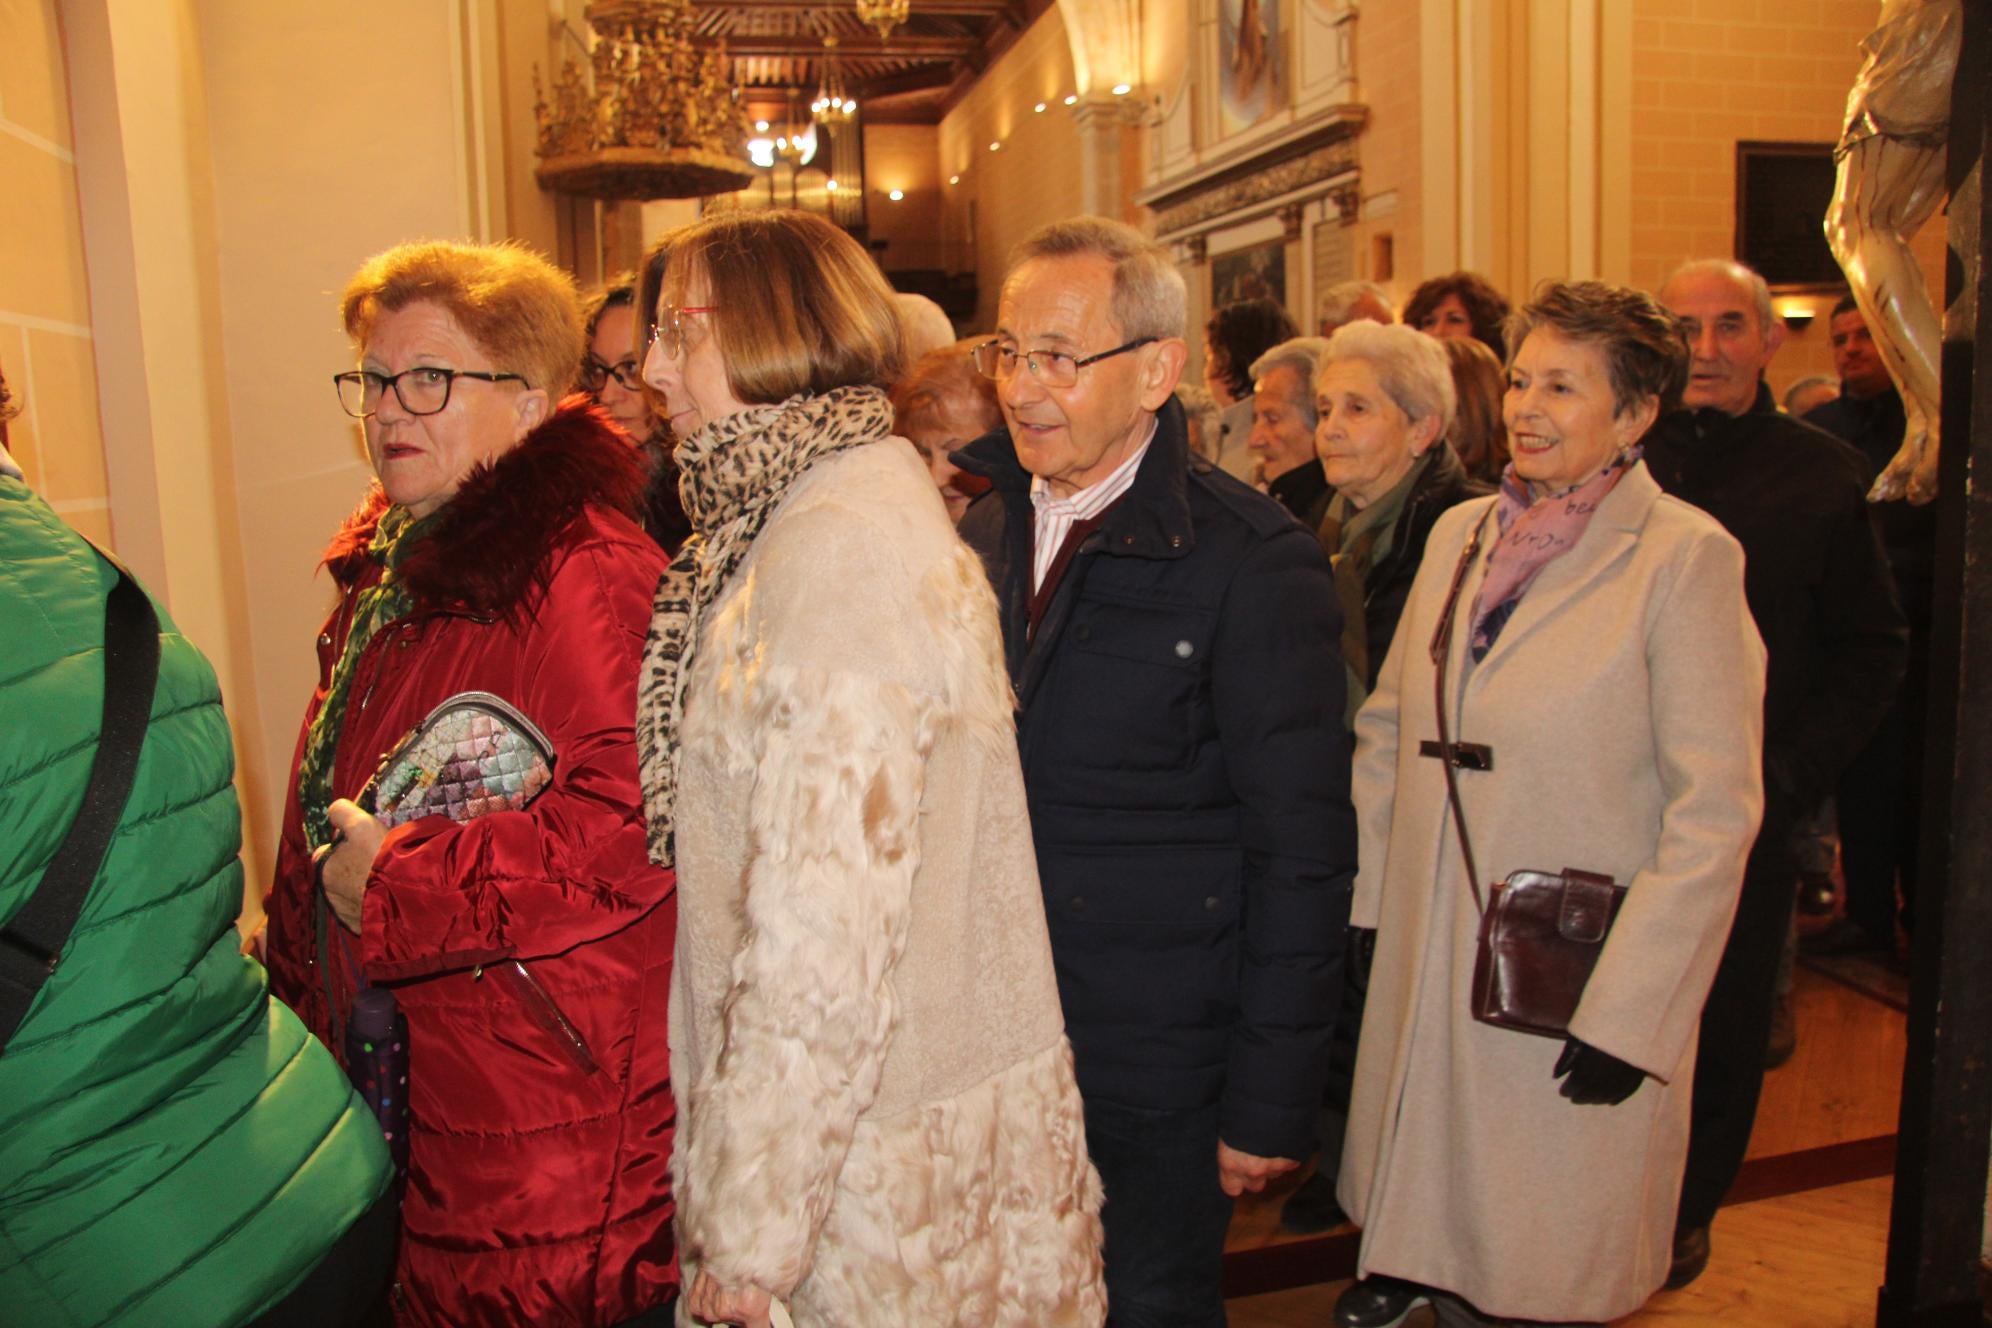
top-left (1313, 321), bottom-right (1489, 720)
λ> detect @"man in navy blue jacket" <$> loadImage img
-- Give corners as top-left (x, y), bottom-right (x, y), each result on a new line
top-left (955, 217), bottom-right (1355, 1327)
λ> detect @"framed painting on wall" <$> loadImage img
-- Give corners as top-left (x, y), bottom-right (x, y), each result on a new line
top-left (1218, 0), bottom-right (1283, 138)
top-left (1212, 238), bottom-right (1287, 309)
top-left (1734, 141), bottom-right (1844, 291)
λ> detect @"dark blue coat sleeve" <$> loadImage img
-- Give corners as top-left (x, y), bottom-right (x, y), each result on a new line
top-left (1209, 525), bottom-right (1356, 1159)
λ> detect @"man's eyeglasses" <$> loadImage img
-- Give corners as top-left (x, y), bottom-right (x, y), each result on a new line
top-left (583, 358), bottom-right (644, 394)
top-left (645, 305), bottom-right (719, 361)
top-left (333, 367), bottom-right (524, 419)
top-left (971, 336), bottom-right (1156, 390)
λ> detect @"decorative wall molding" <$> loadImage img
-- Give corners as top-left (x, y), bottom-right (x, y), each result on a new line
top-left (1143, 131), bottom-right (1362, 237)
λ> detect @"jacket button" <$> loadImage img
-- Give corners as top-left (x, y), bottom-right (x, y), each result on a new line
top-left (318, 632), bottom-right (332, 647)
top-left (1075, 624), bottom-right (1092, 641)
top-left (1175, 639), bottom-right (1194, 659)
top-left (1205, 895), bottom-right (1220, 911)
top-left (1168, 535), bottom-right (1184, 548)
top-left (1121, 535), bottom-right (1136, 546)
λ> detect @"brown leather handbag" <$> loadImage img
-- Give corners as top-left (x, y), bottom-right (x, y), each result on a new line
top-left (1425, 516), bottom-right (1627, 1040)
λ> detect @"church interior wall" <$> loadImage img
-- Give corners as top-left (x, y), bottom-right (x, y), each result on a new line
top-left (863, 122), bottom-right (946, 280)
top-left (937, 4), bottom-right (1084, 335)
top-left (3, 0), bottom-right (112, 551)
top-left (1626, 0), bottom-right (1947, 400)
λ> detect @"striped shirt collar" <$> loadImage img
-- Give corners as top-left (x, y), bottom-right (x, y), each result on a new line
top-left (1027, 416), bottom-right (1158, 591)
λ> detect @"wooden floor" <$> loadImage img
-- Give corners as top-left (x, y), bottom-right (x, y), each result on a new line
top-left (1228, 1175), bottom-right (1894, 1327)
top-left (1221, 964), bottom-right (1910, 1322)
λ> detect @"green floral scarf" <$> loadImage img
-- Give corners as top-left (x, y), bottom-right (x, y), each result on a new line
top-left (296, 505), bottom-right (434, 848)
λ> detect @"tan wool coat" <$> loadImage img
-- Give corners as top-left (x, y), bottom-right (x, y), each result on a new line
top-left (1337, 463), bottom-right (1768, 1323)
top-left (668, 439), bottom-right (1106, 1327)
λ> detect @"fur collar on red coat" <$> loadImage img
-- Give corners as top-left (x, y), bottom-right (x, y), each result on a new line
top-left (322, 395), bottom-right (646, 617)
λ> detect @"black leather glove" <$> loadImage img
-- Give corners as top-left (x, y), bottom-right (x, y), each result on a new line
top-left (1348, 926), bottom-right (1378, 990)
top-left (1552, 1037), bottom-right (1646, 1105)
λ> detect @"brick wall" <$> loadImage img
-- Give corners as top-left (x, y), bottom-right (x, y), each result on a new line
top-left (1350, 0), bottom-right (1422, 297)
top-left (1628, 0), bottom-right (1947, 398)
top-left (0, 1), bottom-right (114, 547)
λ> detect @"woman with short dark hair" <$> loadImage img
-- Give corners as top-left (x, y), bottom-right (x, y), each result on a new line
top-left (1203, 296), bottom-right (1301, 479)
top-left (635, 209), bottom-right (1103, 1328)
top-left (1336, 281), bottom-right (1767, 1327)
top-left (1403, 270), bottom-right (1513, 361)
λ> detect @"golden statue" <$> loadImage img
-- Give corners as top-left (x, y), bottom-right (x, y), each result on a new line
top-left (1823, 0), bottom-right (1963, 505)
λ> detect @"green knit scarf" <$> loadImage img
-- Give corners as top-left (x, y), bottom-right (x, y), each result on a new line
top-left (296, 505), bottom-right (434, 849)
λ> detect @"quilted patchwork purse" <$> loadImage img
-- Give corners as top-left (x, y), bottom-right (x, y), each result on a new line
top-left (358, 691), bottom-right (555, 828)
top-left (346, 691), bottom-right (598, 1075)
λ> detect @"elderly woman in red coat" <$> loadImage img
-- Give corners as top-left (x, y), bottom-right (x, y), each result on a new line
top-left (263, 241), bottom-right (678, 1327)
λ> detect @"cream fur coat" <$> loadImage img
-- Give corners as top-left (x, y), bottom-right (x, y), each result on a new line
top-left (1337, 464), bottom-right (1768, 1322)
top-left (667, 439), bottom-right (1106, 1327)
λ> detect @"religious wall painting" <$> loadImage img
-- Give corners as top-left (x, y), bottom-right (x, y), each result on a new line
top-left (1212, 238), bottom-right (1287, 308)
top-left (1219, 0), bottom-right (1284, 137)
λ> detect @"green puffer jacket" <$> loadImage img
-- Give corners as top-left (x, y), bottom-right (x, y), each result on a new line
top-left (0, 479), bottom-right (392, 1326)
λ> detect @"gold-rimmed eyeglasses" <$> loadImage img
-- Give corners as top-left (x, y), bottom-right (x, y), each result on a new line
top-left (970, 336), bottom-right (1156, 390)
top-left (645, 305), bottom-right (719, 361)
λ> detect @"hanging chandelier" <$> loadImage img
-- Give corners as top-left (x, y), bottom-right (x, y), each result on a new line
top-left (854, 0), bottom-right (910, 41)
top-left (811, 37), bottom-right (857, 125)
top-left (532, 0), bottom-right (756, 200)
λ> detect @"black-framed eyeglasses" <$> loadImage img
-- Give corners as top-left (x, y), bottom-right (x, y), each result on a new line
top-left (971, 336), bottom-right (1157, 390)
top-left (582, 357), bottom-right (644, 394)
top-left (644, 305), bottom-right (719, 361)
top-left (333, 367), bottom-right (525, 419)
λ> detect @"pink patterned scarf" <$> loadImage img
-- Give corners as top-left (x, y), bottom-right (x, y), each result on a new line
top-left (1467, 451), bottom-right (1640, 659)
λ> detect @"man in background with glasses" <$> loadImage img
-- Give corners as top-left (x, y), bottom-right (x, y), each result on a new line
top-left (953, 216), bottom-right (1355, 1327)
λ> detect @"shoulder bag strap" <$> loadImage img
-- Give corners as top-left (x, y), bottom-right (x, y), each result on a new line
top-left (1428, 516), bottom-right (1488, 915)
top-left (0, 556), bottom-right (162, 1049)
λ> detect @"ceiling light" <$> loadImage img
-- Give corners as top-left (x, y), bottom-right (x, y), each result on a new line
top-left (826, 178), bottom-right (839, 191)
top-left (1111, 83), bottom-right (1131, 96)
top-left (948, 174), bottom-right (959, 184)
top-left (854, 0), bottom-right (910, 40)
top-left (989, 140), bottom-right (1000, 151)
top-left (1034, 102), bottom-right (1047, 113)
top-left (1063, 94), bottom-right (1077, 106)
top-left (754, 120), bottom-right (769, 133)
top-left (888, 189), bottom-right (904, 201)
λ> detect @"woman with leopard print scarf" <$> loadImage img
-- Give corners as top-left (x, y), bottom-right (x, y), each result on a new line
top-left (634, 210), bottom-right (1104, 1328)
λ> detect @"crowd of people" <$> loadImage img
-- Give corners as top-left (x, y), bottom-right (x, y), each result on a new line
top-left (0, 206), bottom-right (1923, 1328)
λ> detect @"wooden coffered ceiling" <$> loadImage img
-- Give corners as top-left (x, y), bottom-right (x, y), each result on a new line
top-left (690, 0), bottom-right (1054, 123)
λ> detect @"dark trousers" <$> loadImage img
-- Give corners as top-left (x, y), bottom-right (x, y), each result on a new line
top-left (247, 1186), bottom-right (397, 1328)
top-left (1837, 637), bottom-right (1927, 941)
top-left (1677, 814), bottom-right (1796, 1229)
top-left (1085, 1097), bottom-right (1234, 1328)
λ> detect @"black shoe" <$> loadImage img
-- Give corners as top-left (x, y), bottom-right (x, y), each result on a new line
top-left (1765, 996), bottom-right (1796, 1070)
top-left (1666, 1224), bottom-right (1711, 1290)
top-left (1334, 1276), bottom-right (1430, 1328)
top-left (1796, 872), bottom-right (1836, 917)
top-left (1279, 1170), bottom-right (1349, 1234)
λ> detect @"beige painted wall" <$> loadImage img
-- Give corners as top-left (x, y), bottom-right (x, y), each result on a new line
top-left (1, 0), bottom-right (112, 549)
top-left (1354, 0), bottom-right (1422, 303)
top-left (1626, 0), bottom-right (1946, 399)
top-left (865, 122), bottom-right (945, 275)
top-left (938, 6), bottom-right (1083, 334)
top-left (46, 0), bottom-right (584, 913)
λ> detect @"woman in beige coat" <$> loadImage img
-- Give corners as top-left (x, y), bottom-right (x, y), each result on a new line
top-left (632, 209), bottom-right (1105, 1328)
top-left (1335, 282), bottom-right (1767, 1327)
